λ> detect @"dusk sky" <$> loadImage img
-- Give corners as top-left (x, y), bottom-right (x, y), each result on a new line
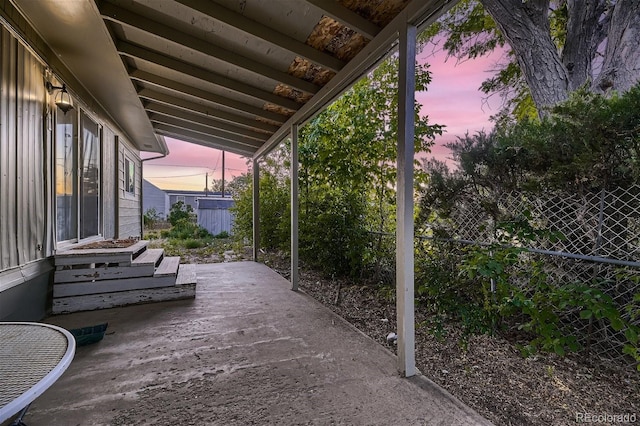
top-left (143, 41), bottom-right (505, 191)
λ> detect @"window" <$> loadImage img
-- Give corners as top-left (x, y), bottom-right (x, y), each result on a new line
top-left (56, 109), bottom-right (102, 242)
top-left (125, 157), bottom-right (135, 194)
top-left (80, 112), bottom-right (101, 239)
top-left (55, 105), bottom-right (78, 242)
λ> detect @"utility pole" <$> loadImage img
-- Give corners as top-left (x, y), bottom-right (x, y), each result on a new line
top-left (205, 172), bottom-right (208, 196)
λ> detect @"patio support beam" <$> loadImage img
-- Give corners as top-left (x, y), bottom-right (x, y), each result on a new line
top-left (254, 0), bottom-right (452, 159)
top-left (396, 20), bottom-right (416, 378)
top-left (290, 123), bottom-right (299, 291)
top-left (253, 159), bottom-right (260, 262)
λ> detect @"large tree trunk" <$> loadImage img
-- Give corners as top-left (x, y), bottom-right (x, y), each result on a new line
top-left (481, 0), bottom-right (640, 114)
top-left (481, 0), bottom-right (570, 114)
top-left (563, 0), bottom-right (607, 91)
top-left (593, 0), bottom-right (640, 94)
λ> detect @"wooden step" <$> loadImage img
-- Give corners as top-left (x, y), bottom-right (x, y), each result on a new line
top-left (154, 256), bottom-right (180, 277)
top-left (52, 283), bottom-right (196, 314)
top-left (55, 263), bottom-right (155, 283)
top-left (53, 275), bottom-right (177, 298)
top-left (175, 264), bottom-right (197, 285)
top-left (132, 248), bottom-right (164, 268)
top-left (55, 240), bottom-right (149, 267)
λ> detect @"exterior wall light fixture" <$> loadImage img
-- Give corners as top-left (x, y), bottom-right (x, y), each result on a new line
top-left (45, 81), bottom-right (74, 114)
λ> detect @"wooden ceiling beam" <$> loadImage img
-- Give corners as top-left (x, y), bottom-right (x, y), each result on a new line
top-left (174, 0), bottom-right (345, 72)
top-left (138, 88), bottom-right (284, 129)
top-left (117, 41), bottom-right (300, 112)
top-left (131, 70), bottom-right (286, 125)
top-left (153, 124), bottom-right (259, 156)
top-left (100, 2), bottom-right (319, 95)
top-left (145, 105), bottom-right (269, 142)
top-left (305, 0), bottom-right (381, 39)
top-left (148, 114), bottom-right (264, 149)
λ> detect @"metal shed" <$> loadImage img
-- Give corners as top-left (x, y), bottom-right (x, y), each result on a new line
top-left (197, 198), bottom-right (235, 236)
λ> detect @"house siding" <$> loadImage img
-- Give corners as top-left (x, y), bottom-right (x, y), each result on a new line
top-left (118, 141), bottom-right (142, 238)
top-left (143, 179), bottom-right (169, 219)
top-left (0, 25), bottom-right (52, 320)
top-left (0, 12), bottom-right (146, 320)
top-left (0, 25), bottom-right (47, 271)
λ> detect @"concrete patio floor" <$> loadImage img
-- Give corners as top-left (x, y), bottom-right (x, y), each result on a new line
top-left (27, 262), bottom-right (491, 425)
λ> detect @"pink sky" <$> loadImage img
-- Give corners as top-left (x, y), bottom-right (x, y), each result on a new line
top-left (143, 42), bottom-right (505, 190)
top-left (143, 139), bottom-right (248, 191)
top-left (417, 44), bottom-right (504, 164)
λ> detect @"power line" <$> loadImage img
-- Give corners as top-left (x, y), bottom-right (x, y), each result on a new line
top-left (145, 172), bottom-right (209, 178)
top-left (144, 164), bottom-right (212, 168)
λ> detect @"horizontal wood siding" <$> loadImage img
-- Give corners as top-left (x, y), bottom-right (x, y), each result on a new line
top-left (118, 140), bottom-right (141, 238)
top-left (142, 180), bottom-right (169, 219)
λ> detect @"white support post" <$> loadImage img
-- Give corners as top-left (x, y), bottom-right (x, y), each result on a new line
top-left (252, 158), bottom-right (260, 262)
top-left (291, 123), bottom-right (299, 291)
top-left (396, 20), bottom-right (417, 378)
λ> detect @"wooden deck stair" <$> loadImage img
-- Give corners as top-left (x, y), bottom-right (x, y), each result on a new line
top-left (52, 240), bottom-right (197, 314)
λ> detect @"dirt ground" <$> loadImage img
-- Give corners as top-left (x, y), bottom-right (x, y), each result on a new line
top-left (184, 247), bottom-right (637, 426)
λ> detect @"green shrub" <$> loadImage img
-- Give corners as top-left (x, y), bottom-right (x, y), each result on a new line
top-left (232, 171), bottom-right (290, 250)
top-left (299, 189), bottom-right (370, 277)
top-left (168, 201), bottom-right (195, 226)
top-left (143, 208), bottom-right (161, 229)
top-left (183, 239), bottom-right (204, 249)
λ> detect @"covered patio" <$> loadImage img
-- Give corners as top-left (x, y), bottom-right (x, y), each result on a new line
top-left (27, 263), bottom-right (489, 425)
top-left (2, 0), bottom-right (462, 376)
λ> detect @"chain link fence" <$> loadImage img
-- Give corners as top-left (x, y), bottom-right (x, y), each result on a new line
top-left (420, 184), bottom-right (640, 370)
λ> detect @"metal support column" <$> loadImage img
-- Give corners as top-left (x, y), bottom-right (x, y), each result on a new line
top-left (252, 158), bottom-right (260, 261)
top-left (290, 123), bottom-right (299, 291)
top-left (396, 20), bottom-right (417, 378)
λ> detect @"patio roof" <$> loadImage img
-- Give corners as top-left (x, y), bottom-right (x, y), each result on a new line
top-left (13, 0), bottom-right (453, 157)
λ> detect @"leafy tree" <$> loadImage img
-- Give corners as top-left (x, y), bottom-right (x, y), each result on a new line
top-left (231, 147), bottom-right (291, 251)
top-left (421, 83), bottom-right (640, 211)
top-left (423, 0), bottom-right (640, 118)
top-left (225, 173), bottom-right (251, 198)
top-left (301, 56), bottom-right (442, 235)
top-left (233, 54), bottom-right (443, 277)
